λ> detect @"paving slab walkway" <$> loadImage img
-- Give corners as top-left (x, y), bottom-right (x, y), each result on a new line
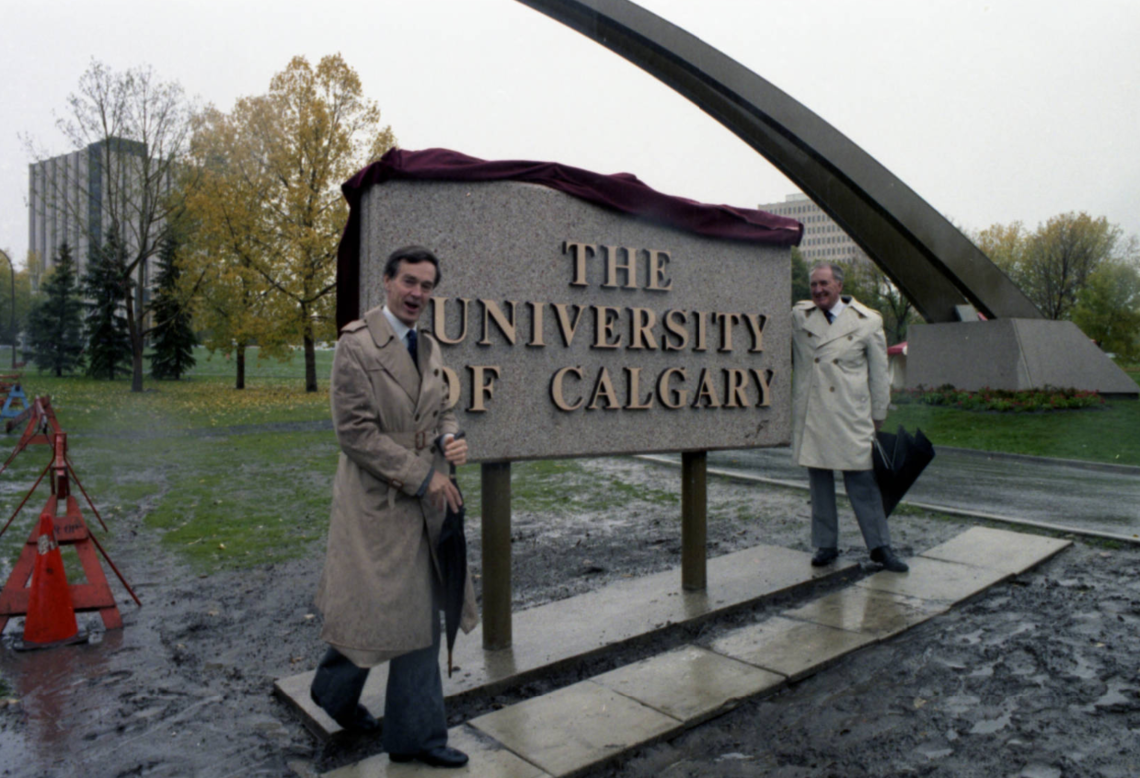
top-left (276, 544), bottom-right (853, 739)
top-left (317, 527), bottom-right (1069, 778)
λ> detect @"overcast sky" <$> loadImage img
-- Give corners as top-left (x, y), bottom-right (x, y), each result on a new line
top-left (2, 0), bottom-right (1138, 266)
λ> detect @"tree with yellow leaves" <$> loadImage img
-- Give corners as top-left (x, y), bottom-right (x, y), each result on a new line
top-left (183, 105), bottom-right (290, 389)
top-left (975, 213), bottom-right (1134, 321)
top-left (184, 54), bottom-right (395, 391)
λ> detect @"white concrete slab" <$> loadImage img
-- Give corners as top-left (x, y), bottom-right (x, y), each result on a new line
top-left (920, 526), bottom-right (1072, 575)
top-left (710, 615), bottom-right (877, 680)
top-left (469, 681), bottom-right (678, 777)
top-left (321, 725), bottom-right (549, 778)
top-left (782, 586), bottom-right (945, 640)
top-left (856, 556), bottom-right (1009, 605)
top-left (592, 645), bottom-right (784, 725)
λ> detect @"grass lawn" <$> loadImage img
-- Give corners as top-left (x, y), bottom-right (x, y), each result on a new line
top-left (888, 363), bottom-right (1140, 466)
top-left (0, 347), bottom-right (680, 574)
top-left (0, 348), bottom-right (342, 574)
top-left (1, 350), bottom-right (1136, 578)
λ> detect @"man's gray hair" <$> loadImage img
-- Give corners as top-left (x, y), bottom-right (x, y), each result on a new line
top-left (810, 261), bottom-right (844, 285)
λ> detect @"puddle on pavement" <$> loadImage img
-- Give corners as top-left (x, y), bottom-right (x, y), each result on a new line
top-left (0, 625), bottom-right (123, 772)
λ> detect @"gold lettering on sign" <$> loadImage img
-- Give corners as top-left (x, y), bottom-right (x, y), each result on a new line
top-left (587, 367), bottom-right (621, 410)
top-left (436, 240), bottom-right (784, 424)
top-left (662, 309), bottom-right (689, 351)
top-left (751, 368), bottom-right (775, 407)
top-left (723, 368), bottom-right (750, 408)
top-left (691, 368), bottom-right (721, 408)
top-left (602, 246), bottom-right (639, 289)
top-left (692, 311), bottom-right (709, 352)
top-left (550, 366), bottom-right (585, 411)
top-left (592, 306), bottom-right (623, 349)
top-left (432, 297), bottom-right (470, 345)
top-left (645, 249), bottom-right (672, 291)
top-left (527, 301), bottom-right (546, 347)
top-left (628, 307), bottom-right (659, 350)
top-left (564, 241), bottom-right (597, 287)
top-left (468, 365), bottom-right (501, 412)
top-left (744, 314), bottom-right (767, 353)
top-left (553, 303), bottom-right (586, 348)
top-left (441, 366), bottom-right (461, 410)
top-left (479, 300), bottom-right (518, 346)
top-left (657, 367), bottom-right (689, 409)
top-left (714, 312), bottom-right (742, 352)
top-left (625, 367), bottom-right (654, 410)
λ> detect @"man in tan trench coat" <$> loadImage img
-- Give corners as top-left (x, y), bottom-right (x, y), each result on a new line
top-left (311, 246), bottom-right (478, 768)
top-left (791, 262), bottom-right (908, 573)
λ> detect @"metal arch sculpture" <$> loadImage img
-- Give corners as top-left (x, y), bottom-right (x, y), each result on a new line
top-left (513, 0), bottom-right (1042, 323)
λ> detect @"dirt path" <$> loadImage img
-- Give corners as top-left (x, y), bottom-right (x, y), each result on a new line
top-left (1, 456), bottom-right (1137, 778)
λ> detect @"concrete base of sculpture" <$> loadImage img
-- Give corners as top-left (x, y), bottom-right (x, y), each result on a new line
top-left (905, 320), bottom-right (1138, 398)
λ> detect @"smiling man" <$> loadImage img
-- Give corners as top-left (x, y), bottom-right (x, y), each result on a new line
top-left (791, 262), bottom-right (908, 573)
top-left (310, 245), bottom-right (477, 767)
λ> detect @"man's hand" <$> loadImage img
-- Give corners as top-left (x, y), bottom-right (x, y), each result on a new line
top-left (426, 470), bottom-right (463, 513)
top-left (443, 435), bottom-right (468, 467)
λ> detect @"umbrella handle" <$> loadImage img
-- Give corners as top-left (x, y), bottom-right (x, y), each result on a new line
top-left (873, 436), bottom-right (892, 472)
top-left (448, 431), bottom-right (466, 478)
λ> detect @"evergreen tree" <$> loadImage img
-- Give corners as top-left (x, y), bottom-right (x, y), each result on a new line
top-left (148, 237), bottom-right (198, 379)
top-left (26, 242), bottom-right (85, 376)
top-left (82, 232), bottom-right (132, 380)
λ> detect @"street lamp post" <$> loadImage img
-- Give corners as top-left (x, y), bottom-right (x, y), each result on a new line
top-left (0, 249), bottom-right (15, 369)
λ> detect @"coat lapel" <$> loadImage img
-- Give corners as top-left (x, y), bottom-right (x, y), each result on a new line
top-left (412, 330), bottom-right (440, 419)
top-left (816, 299), bottom-right (863, 346)
top-left (800, 305), bottom-right (831, 343)
top-left (365, 308), bottom-right (421, 404)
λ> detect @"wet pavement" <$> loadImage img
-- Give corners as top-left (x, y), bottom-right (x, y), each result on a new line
top-left (319, 527), bottom-right (1072, 777)
top-left (647, 447), bottom-right (1140, 541)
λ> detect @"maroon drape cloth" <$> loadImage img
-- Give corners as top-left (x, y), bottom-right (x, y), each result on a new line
top-left (337, 147), bottom-right (803, 329)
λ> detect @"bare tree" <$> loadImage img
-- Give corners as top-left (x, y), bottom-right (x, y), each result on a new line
top-left (27, 60), bottom-right (196, 391)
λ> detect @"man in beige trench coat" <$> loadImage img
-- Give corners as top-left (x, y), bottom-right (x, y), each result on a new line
top-left (311, 246), bottom-right (478, 768)
top-left (791, 262), bottom-right (908, 573)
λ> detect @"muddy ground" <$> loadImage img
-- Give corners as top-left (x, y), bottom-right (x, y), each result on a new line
top-left (1, 455), bottom-right (1138, 778)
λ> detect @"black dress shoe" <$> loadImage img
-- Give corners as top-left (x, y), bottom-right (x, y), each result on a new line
top-left (870, 545), bottom-right (909, 573)
top-left (331, 704), bottom-right (380, 733)
top-left (811, 547), bottom-right (839, 567)
top-left (389, 745), bottom-right (470, 768)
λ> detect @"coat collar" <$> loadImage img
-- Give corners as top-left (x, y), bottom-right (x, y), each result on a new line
top-left (799, 296), bottom-right (868, 345)
top-left (364, 307), bottom-right (421, 402)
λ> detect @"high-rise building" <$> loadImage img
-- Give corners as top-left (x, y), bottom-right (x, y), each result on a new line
top-left (758, 193), bottom-right (871, 267)
top-left (27, 137), bottom-right (155, 292)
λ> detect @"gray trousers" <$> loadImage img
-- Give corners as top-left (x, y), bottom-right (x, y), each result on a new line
top-left (310, 609), bottom-right (447, 754)
top-left (808, 467), bottom-right (890, 551)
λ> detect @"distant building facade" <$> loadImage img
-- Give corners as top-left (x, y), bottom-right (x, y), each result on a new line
top-left (27, 137), bottom-right (155, 293)
top-left (758, 193), bottom-right (872, 267)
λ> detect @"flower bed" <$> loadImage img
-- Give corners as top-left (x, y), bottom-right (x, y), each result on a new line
top-left (892, 385), bottom-right (1105, 412)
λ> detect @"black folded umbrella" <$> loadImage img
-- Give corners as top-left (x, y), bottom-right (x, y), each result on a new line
top-left (872, 425), bottom-right (935, 517)
top-left (436, 433), bottom-right (467, 678)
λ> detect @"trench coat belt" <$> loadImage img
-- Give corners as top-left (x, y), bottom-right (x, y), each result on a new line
top-left (385, 429), bottom-right (439, 453)
top-left (379, 429), bottom-right (441, 510)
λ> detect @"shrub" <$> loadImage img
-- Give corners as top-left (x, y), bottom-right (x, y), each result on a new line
top-left (892, 386), bottom-right (1104, 413)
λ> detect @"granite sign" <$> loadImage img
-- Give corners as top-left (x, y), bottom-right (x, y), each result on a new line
top-left (356, 178), bottom-right (792, 461)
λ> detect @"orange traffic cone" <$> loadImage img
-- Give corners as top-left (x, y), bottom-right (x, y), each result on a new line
top-left (23, 509), bottom-right (80, 646)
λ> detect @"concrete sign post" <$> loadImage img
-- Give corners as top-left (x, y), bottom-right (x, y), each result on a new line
top-left (356, 178), bottom-right (791, 648)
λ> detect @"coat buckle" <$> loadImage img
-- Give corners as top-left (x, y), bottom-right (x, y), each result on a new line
top-left (416, 430), bottom-right (428, 450)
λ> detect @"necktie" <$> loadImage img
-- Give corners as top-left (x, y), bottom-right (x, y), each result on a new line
top-left (825, 309), bottom-right (835, 324)
top-left (406, 329), bottom-right (418, 368)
